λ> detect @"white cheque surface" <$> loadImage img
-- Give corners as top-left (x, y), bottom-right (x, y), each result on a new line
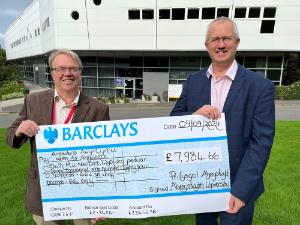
top-left (36, 114), bottom-right (231, 221)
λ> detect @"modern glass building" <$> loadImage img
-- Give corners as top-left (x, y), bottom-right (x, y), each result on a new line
top-left (5, 0), bottom-right (300, 101)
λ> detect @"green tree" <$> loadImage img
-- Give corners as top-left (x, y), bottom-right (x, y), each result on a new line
top-left (0, 64), bottom-right (21, 83)
top-left (0, 48), bottom-right (6, 65)
top-left (0, 49), bottom-right (21, 85)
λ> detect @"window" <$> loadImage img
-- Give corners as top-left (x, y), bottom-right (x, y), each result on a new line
top-left (201, 57), bottom-right (211, 68)
top-left (159, 9), bottom-right (170, 19)
top-left (115, 68), bottom-right (142, 78)
top-left (142, 9), bottom-right (154, 19)
top-left (82, 88), bottom-right (99, 97)
top-left (172, 8), bottom-right (185, 20)
top-left (82, 67), bottom-right (97, 77)
top-left (244, 56), bottom-right (266, 68)
top-left (98, 88), bottom-right (114, 97)
top-left (82, 77), bottom-right (97, 86)
top-left (170, 56), bottom-right (200, 68)
top-left (81, 56), bottom-right (97, 66)
top-left (144, 57), bottom-right (169, 67)
top-left (260, 20), bottom-right (275, 33)
top-left (71, 11), bottom-right (79, 20)
top-left (217, 8), bottom-right (229, 18)
top-left (248, 7), bottom-right (260, 18)
top-left (115, 58), bottom-right (130, 67)
top-left (129, 57), bottom-right (143, 67)
top-left (268, 57), bottom-right (282, 68)
top-left (99, 57), bottom-right (114, 66)
top-left (42, 17), bottom-right (50, 31)
top-left (236, 56), bottom-right (244, 65)
top-left (99, 67), bottom-right (114, 77)
top-left (187, 8), bottom-right (199, 19)
top-left (234, 7), bottom-right (247, 18)
top-left (202, 7), bottom-right (215, 19)
top-left (169, 80), bottom-right (177, 84)
top-left (170, 69), bottom-right (198, 79)
top-left (136, 79), bottom-right (143, 89)
top-left (93, 0), bottom-right (101, 5)
top-left (267, 70), bottom-right (281, 81)
top-left (263, 7), bottom-right (276, 18)
top-left (128, 10), bottom-right (140, 20)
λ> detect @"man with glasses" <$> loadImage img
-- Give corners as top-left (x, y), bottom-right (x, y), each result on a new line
top-left (6, 49), bottom-right (110, 225)
top-left (170, 17), bottom-right (275, 225)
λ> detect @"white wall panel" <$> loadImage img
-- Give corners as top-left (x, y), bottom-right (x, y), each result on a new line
top-left (85, 0), bottom-right (156, 9)
top-left (5, 0), bottom-right (43, 60)
top-left (89, 21), bottom-right (155, 36)
top-left (235, 21), bottom-right (262, 35)
top-left (235, 0), bottom-right (300, 6)
top-left (86, 0), bottom-right (156, 49)
top-left (39, 0), bottom-right (55, 53)
top-left (157, 0), bottom-right (232, 8)
top-left (55, 0), bottom-right (88, 8)
top-left (239, 36), bottom-right (300, 51)
top-left (276, 6), bottom-right (300, 21)
top-left (158, 36), bottom-right (206, 50)
top-left (90, 36), bottom-right (156, 50)
top-left (56, 36), bottom-right (90, 49)
top-left (4, 0), bottom-right (300, 60)
top-left (54, 0), bottom-right (89, 49)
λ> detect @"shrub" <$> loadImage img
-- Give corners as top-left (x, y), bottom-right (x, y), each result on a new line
top-left (142, 94), bottom-right (151, 101)
top-left (22, 87), bottom-right (30, 95)
top-left (0, 63), bottom-right (22, 84)
top-left (0, 80), bottom-right (24, 100)
top-left (124, 97), bottom-right (130, 103)
top-left (275, 81), bottom-right (300, 100)
top-left (97, 96), bottom-right (110, 104)
top-left (108, 96), bottom-right (115, 104)
top-left (1, 92), bottom-right (24, 100)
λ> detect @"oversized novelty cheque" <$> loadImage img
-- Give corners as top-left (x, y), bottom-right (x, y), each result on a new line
top-left (36, 114), bottom-right (231, 221)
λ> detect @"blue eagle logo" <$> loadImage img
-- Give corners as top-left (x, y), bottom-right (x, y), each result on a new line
top-left (43, 127), bottom-right (58, 144)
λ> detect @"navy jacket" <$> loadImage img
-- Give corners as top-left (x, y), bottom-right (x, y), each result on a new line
top-left (170, 64), bottom-right (275, 203)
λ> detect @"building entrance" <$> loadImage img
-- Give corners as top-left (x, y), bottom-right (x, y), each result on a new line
top-left (115, 78), bottom-right (143, 99)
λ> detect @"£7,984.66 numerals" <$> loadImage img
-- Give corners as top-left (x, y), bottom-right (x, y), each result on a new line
top-left (164, 148), bottom-right (221, 164)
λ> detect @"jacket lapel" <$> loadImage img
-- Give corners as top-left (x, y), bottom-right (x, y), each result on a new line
top-left (71, 94), bottom-right (90, 123)
top-left (223, 65), bottom-right (246, 114)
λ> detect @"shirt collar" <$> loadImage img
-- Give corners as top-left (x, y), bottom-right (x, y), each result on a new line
top-left (54, 89), bottom-right (80, 106)
top-left (206, 60), bottom-right (238, 81)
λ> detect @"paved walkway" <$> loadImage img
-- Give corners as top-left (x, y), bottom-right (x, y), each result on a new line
top-left (0, 81), bottom-right (49, 112)
top-left (0, 81), bottom-right (173, 112)
top-left (0, 82), bottom-right (299, 121)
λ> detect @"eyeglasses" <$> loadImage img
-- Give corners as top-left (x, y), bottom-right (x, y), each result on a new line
top-left (51, 67), bottom-right (82, 74)
top-left (206, 36), bottom-right (238, 45)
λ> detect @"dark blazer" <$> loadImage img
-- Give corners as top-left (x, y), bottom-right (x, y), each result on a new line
top-left (6, 89), bottom-right (110, 216)
top-left (170, 64), bottom-right (275, 204)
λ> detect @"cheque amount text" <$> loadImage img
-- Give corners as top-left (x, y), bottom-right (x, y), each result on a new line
top-left (164, 148), bottom-right (222, 164)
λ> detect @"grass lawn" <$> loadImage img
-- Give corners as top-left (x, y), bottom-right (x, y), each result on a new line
top-left (0, 121), bottom-right (299, 225)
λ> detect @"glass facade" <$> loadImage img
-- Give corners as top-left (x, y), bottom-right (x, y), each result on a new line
top-left (22, 62), bottom-right (34, 82)
top-left (38, 54), bottom-right (284, 99)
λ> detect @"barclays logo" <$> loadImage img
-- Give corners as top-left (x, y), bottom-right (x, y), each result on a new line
top-left (43, 127), bottom-right (58, 144)
top-left (42, 121), bottom-right (138, 144)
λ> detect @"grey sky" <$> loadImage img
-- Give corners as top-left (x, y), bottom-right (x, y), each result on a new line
top-left (0, 0), bottom-right (32, 49)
